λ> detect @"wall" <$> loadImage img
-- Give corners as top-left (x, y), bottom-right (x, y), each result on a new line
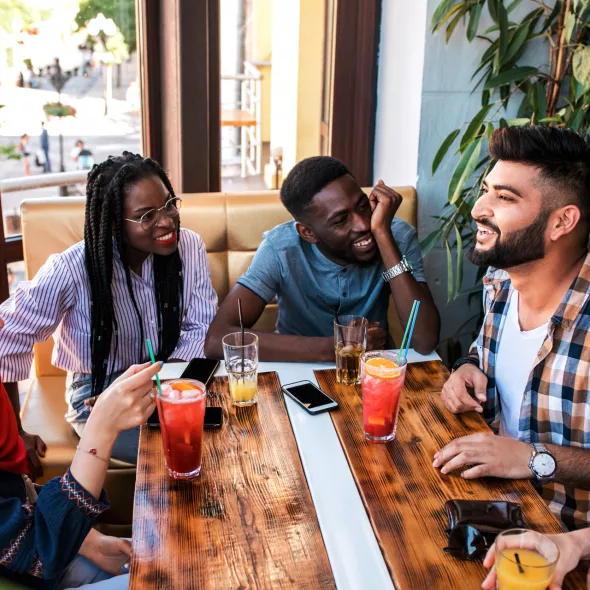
top-left (269, 0), bottom-right (324, 175)
top-left (375, 0), bottom-right (538, 359)
top-left (373, 0), bottom-right (427, 187)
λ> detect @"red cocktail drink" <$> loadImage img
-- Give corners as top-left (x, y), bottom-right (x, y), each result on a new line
top-left (361, 351), bottom-right (407, 443)
top-left (156, 379), bottom-right (206, 479)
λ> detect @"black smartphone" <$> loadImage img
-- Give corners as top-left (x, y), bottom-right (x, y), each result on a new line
top-left (147, 406), bottom-right (223, 428)
top-left (282, 380), bottom-right (339, 415)
top-left (180, 358), bottom-right (220, 386)
top-left (204, 406), bottom-right (223, 429)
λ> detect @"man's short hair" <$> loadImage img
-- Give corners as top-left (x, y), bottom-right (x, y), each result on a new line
top-left (280, 156), bottom-right (350, 219)
top-left (489, 125), bottom-right (590, 221)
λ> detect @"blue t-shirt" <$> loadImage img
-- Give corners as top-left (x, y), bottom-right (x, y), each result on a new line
top-left (237, 218), bottom-right (426, 338)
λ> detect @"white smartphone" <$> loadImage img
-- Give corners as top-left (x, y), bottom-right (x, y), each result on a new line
top-left (282, 380), bottom-right (339, 415)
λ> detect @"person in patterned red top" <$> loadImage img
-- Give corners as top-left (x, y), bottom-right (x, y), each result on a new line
top-left (0, 315), bottom-right (161, 588)
top-left (434, 126), bottom-right (590, 530)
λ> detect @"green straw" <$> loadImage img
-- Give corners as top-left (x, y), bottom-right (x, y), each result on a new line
top-left (146, 338), bottom-right (163, 397)
top-left (399, 300), bottom-right (418, 354)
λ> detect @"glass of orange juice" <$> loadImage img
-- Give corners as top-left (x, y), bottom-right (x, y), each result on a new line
top-left (360, 350), bottom-right (407, 443)
top-left (222, 332), bottom-right (258, 407)
top-left (494, 529), bottom-right (559, 590)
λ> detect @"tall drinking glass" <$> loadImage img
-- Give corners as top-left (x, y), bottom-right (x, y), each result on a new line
top-left (494, 529), bottom-right (559, 590)
top-left (222, 332), bottom-right (259, 407)
top-left (361, 350), bottom-right (407, 443)
top-left (334, 315), bottom-right (368, 385)
top-left (156, 379), bottom-right (206, 480)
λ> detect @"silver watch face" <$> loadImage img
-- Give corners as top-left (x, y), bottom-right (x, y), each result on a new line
top-left (532, 452), bottom-right (556, 477)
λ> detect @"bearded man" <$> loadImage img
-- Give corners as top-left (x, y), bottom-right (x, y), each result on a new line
top-left (434, 125), bottom-right (590, 530)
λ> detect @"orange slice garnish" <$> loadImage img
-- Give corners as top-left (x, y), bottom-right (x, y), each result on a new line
top-left (364, 357), bottom-right (400, 379)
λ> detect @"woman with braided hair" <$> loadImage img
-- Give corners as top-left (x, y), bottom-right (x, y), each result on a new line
top-left (0, 152), bottom-right (218, 467)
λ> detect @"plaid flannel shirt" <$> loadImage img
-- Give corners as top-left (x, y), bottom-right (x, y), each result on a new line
top-left (470, 252), bottom-right (590, 530)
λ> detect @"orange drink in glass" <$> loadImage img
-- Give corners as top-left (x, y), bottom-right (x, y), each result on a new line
top-left (494, 529), bottom-right (559, 590)
top-left (361, 351), bottom-right (407, 443)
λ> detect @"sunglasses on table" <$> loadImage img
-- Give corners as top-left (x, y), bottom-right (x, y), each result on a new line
top-left (124, 197), bottom-right (182, 232)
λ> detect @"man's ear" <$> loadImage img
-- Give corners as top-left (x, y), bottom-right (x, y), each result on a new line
top-left (549, 205), bottom-right (582, 242)
top-left (295, 221), bottom-right (317, 244)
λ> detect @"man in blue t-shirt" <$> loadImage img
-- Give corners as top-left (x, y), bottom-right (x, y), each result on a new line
top-left (205, 156), bottom-right (440, 362)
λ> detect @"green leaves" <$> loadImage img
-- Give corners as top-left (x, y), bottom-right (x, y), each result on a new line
top-left (448, 138), bottom-right (483, 204)
top-left (573, 46), bottom-right (590, 92)
top-left (467, 3), bottom-right (483, 42)
top-left (432, 129), bottom-right (460, 175)
top-left (483, 66), bottom-right (538, 89)
top-left (460, 104), bottom-right (493, 152)
top-left (565, 12), bottom-right (576, 45)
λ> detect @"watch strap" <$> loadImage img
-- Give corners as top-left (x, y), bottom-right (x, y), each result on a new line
top-left (382, 256), bottom-right (413, 282)
top-left (451, 356), bottom-right (480, 373)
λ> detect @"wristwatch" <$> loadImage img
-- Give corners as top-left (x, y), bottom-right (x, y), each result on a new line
top-left (382, 256), bottom-right (413, 282)
top-left (451, 356), bottom-right (480, 373)
top-left (529, 443), bottom-right (557, 484)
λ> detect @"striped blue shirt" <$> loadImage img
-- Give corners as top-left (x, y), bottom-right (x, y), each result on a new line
top-left (0, 228), bottom-right (218, 382)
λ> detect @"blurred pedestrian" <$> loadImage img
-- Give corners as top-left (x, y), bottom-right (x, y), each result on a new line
top-left (71, 140), bottom-right (94, 171)
top-left (17, 134), bottom-right (31, 176)
top-left (40, 122), bottom-right (51, 173)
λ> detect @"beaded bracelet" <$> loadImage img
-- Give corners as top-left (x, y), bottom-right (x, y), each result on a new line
top-left (76, 446), bottom-right (110, 464)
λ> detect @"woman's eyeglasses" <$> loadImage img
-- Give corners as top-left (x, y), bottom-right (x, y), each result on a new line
top-left (124, 197), bottom-right (182, 232)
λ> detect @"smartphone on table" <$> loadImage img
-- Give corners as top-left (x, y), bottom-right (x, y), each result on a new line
top-left (147, 358), bottom-right (222, 428)
top-left (282, 380), bottom-right (339, 415)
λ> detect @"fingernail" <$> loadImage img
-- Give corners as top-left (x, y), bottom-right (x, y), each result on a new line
top-left (475, 407), bottom-right (483, 413)
top-left (121, 563), bottom-right (130, 574)
top-left (440, 468), bottom-right (447, 474)
top-left (432, 460), bottom-right (439, 468)
top-left (158, 361), bottom-right (164, 367)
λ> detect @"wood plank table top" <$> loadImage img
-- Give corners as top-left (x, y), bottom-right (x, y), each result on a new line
top-left (315, 361), bottom-right (587, 590)
top-left (130, 371), bottom-right (335, 589)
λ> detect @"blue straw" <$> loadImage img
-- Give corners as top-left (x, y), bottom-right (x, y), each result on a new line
top-left (399, 300), bottom-right (418, 354)
top-left (401, 301), bottom-right (420, 365)
top-left (146, 338), bottom-right (163, 397)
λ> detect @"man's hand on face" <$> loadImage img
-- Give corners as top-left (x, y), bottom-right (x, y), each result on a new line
top-left (432, 433), bottom-right (532, 480)
top-left (369, 180), bottom-right (403, 238)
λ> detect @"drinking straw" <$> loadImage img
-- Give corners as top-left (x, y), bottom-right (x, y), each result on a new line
top-left (401, 301), bottom-right (421, 365)
top-left (146, 338), bottom-right (163, 397)
top-left (316, 294), bottom-right (344, 344)
top-left (398, 300), bottom-right (418, 353)
top-left (238, 298), bottom-right (245, 372)
top-left (514, 553), bottom-right (525, 574)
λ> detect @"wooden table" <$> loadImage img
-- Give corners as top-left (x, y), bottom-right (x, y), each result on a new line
top-left (315, 361), bottom-right (587, 589)
top-left (131, 372), bottom-right (335, 589)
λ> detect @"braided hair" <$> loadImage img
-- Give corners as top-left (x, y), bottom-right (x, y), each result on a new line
top-left (84, 151), bottom-right (184, 398)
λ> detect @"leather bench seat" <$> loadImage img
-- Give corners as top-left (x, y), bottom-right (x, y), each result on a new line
top-left (19, 187), bottom-right (417, 536)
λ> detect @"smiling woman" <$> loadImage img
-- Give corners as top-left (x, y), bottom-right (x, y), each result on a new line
top-left (0, 152), bottom-right (219, 466)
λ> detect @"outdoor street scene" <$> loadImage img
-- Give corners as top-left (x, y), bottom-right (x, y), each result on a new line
top-left (0, 0), bottom-right (140, 289)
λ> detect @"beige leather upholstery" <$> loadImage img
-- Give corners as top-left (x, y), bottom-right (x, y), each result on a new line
top-left (19, 187), bottom-right (417, 534)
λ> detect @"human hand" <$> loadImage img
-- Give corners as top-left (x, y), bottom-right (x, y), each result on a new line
top-left (481, 531), bottom-right (584, 590)
top-left (441, 362), bottom-right (488, 414)
top-left (369, 180), bottom-right (402, 237)
top-left (433, 433), bottom-right (532, 479)
top-left (80, 529), bottom-right (131, 576)
top-left (20, 431), bottom-right (47, 481)
top-left (89, 362), bottom-right (160, 436)
top-left (366, 322), bottom-right (387, 351)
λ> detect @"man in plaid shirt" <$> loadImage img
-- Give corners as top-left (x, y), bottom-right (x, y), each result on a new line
top-left (434, 126), bottom-right (590, 530)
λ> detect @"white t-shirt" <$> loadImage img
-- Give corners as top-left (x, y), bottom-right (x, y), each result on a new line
top-left (495, 290), bottom-right (548, 439)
